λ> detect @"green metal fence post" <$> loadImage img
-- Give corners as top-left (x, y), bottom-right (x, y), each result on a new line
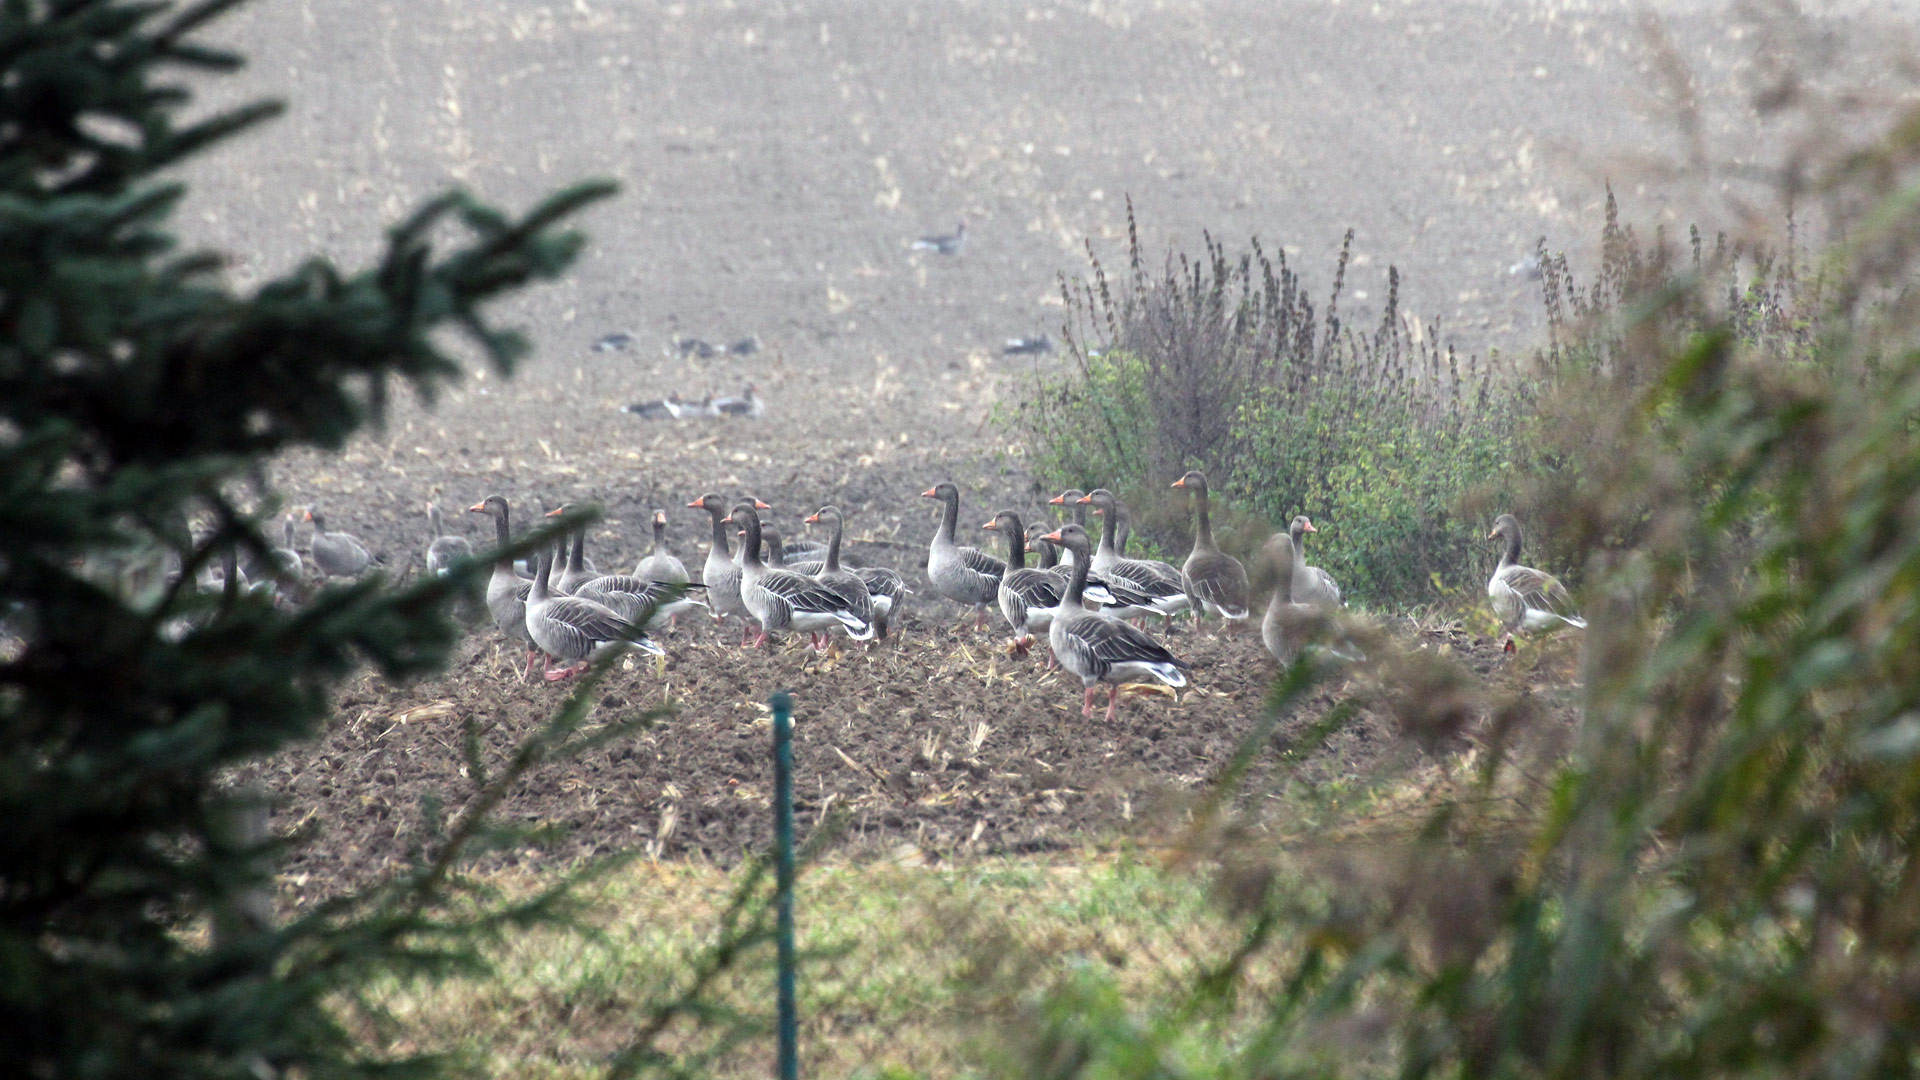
top-left (771, 689), bottom-right (798, 1080)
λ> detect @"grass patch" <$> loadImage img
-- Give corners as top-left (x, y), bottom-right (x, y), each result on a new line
top-left (349, 853), bottom-right (1239, 1079)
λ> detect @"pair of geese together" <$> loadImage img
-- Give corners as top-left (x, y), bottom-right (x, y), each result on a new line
top-left (470, 496), bottom-right (706, 681)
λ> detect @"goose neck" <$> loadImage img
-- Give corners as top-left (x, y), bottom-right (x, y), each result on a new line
top-left (1500, 529), bottom-right (1523, 570)
top-left (1192, 487), bottom-right (1218, 551)
top-left (933, 493), bottom-right (959, 545)
top-left (825, 515), bottom-right (844, 572)
top-left (1063, 543), bottom-right (1092, 607)
top-left (707, 506), bottom-right (733, 557)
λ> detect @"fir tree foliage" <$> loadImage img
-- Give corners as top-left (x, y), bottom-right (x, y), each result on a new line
top-left (0, 2), bottom-right (616, 1076)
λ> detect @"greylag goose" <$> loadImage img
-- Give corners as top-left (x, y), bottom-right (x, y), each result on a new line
top-left (713, 384), bottom-right (763, 419)
top-left (1040, 524), bottom-right (1190, 721)
top-left (548, 506), bottom-right (600, 595)
top-left (674, 335), bottom-right (721, 359)
top-left (724, 502), bottom-right (872, 648)
top-left (728, 337), bottom-right (760, 356)
top-left (244, 515), bottom-right (303, 584)
top-left (1045, 488), bottom-right (1091, 569)
top-left (593, 331), bottom-right (636, 352)
top-left (633, 510), bottom-right (690, 584)
top-left (922, 482), bottom-right (1005, 631)
top-left (1172, 471), bottom-right (1252, 627)
top-left (1077, 490), bottom-right (1184, 589)
top-left (791, 510), bottom-right (906, 640)
top-left (1260, 530), bottom-right (1364, 666)
top-left (911, 220), bottom-right (967, 255)
top-left (468, 495), bottom-right (540, 679)
top-left (621, 393), bottom-right (684, 420)
top-left (983, 509), bottom-right (1063, 654)
top-left (687, 493), bottom-right (766, 644)
top-left (572, 570), bottom-right (707, 630)
top-left (525, 547), bottom-right (661, 682)
top-left (799, 506), bottom-right (875, 651)
top-left (1487, 514), bottom-right (1586, 652)
top-left (1075, 490), bottom-right (1190, 625)
top-left (425, 502), bottom-right (473, 577)
top-left (1286, 516), bottom-right (1343, 610)
top-left (304, 509), bottom-right (372, 579)
top-left (1001, 335), bottom-right (1053, 355)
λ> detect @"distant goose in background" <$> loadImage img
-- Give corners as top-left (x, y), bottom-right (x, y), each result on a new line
top-left (1172, 471), bottom-right (1251, 628)
top-left (688, 492), bottom-right (768, 644)
top-left (525, 547), bottom-right (661, 682)
top-left (1041, 524), bottom-right (1190, 722)
top-left (1001, 335), bottom-right (1054, 356)
top-left (912, 220), bottom-right (967, 255)
top-left (674, 335), bottom-right (721, 359)
top-left (1286, 515), bottom-right (1343, 610)
top-left (728, 337), bottom-right (760, 355)
top-left (621, 393), bottom-right (688, 420)
top-left (713, 384), bottom-right (763, 418)
top-left (634, 510), bottom-right (689, 584)
top-left (425, 502), bottom-right (472, 577)
top-left (469, 495), bottom-right (540, 680)
top-left (593, 331), bottom-right (636, 353)
top-left (1487, 513), bottom-right (1586, 653)
top-left (304, 509), bottom-right (372, 579)
top-left (922, 482), bottom-right (1006, 632)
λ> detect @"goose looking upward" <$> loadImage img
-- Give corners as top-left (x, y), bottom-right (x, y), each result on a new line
top-left (1171, 471), bottom-right (1251, 629)
top-left (468, 495), bottom-right (540, 680)
top-left (687, 493), bottom-right (767, 645)
top-left (725, 502), bottom-right (872, 649)
top-left (1487, 514), bottom-right (1586, 653)
top-left (922, 482), bottom-right (1005, 632)
top-left (1286, 516), bottom-right (1343, 610)
top-left (525, 546), bottom-right (661, 682)
top-left (1040, 524), bottom-right (1190, 721)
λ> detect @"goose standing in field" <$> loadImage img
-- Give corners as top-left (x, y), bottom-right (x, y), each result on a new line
top-left (1075, 490), bottom-right (1189, 627)
top-left (1261, 530), bottom-right (1318, 666)
top-left (1045, 488), bottom-right (1091, 569)
top-left (425, 502), bottom-right (473, 577)
top-left (1286, 516), bottom-right (1343, 610)
top-left (725, 502), bottom-right (871, 649)
top-left (304, 509), bottom-right (372, 579)
top-left (1487, 513), bottom-right (1586, 652)
top-left (571, 569), bottom-right (707, 631)
top-left (1171, 471), bottom-right (1251, 629)
top-left (1041, 524), bottom-right (1190, 721)
top-left (922, 482), bottom-right (1005, 632)
top-left (525, 547), bottom-right (662, 682)
top-left (687, 493), bottom-right (765, 645)
top-left (633, 510), bottom-right (689, 584)
top-left (794, 509), bottom-right (906, 640)
top-left (983, 509), bottom-right (1065, 657)
top-left (548, 506), bottom-right (600, 595)
top-left (469, 495), bottom-right (540, 680)
top-left (800, 506), bottom-right (875, 652)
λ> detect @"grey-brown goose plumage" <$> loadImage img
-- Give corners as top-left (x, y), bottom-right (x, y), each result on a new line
top-left (1487, 513), bottom-right (1585, 652)
top-left (1286, 515), bottom-right (1343, 610)
top-left (548, 506), bottom-right (600, 595)
top-left (304, 509), bottom-right (372, 579)
top-left (922, 482), bottom-right (1005, 631)
top-left (688, 493), bottom-right (765, 645)
top-left (425, 502), bottom-right (473, 577)
top-left (725, 502), bottom-right (872, 648)
top-left (633, 510), bottom-right (689, 584)
top-left (1260, 530), bottom-right (1364, 666)
top-left (987, 510), bottom-right (1124, 651)
top-left (1076, 490), bottom-right (1190, 625)
top-left (799, 506), bottom-right (875, 650)
top-left (1045, 488), bottom-right (1092, 569)
top-left (525, 546), bottom-right (661, 681)
top-left (468, 495), bottom-right (540, 679)
top-left (1041, 524), bottom-right (1190, 721)
top-left (1172, 471), bottom-right (1251, 626)
top-left (572, 571), bottom-right (707, 631)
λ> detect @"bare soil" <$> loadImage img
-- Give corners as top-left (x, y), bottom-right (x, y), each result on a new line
top-left (185, 1), bottom-right (1908, 900)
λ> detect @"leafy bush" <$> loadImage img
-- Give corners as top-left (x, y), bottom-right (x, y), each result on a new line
top-left (1015, 208), bottom-right (1533, 607)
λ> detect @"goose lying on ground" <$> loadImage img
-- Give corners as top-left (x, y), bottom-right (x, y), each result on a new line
top-left (305, 509), bottom-right (372, 579)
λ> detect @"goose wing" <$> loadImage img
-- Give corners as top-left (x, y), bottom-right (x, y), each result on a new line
top-left (1184, 552), bottom-right (1251, 618)
top-left (1004, 567), bottom-right (1064, 609)
top-left (542, 596), bottom-right (639, 645)
top-left (1497, 564), bottom-right (1581, 623)
top-left (760, 569), bottom-right (866, 615)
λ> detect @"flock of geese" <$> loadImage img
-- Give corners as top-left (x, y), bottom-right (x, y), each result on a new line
top-left (283, 471), bottom-right (1586, 722)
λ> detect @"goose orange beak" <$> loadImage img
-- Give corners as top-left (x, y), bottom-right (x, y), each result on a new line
top-left (981, 520), bottom-right (998, 530)
top-left (1076, 494), bottom-right (1093, 504)
top-left (1041, 529), bottom-right (1065, 544)
top-left (921, 487), bottom-right (939, 498)
top-left (1170, 477), bottom-right (1186, 489)
top-left (545, 507), bottom-right (565, 517)
top-left (467, 500), bottom-right (487, 513)
top-left (754, 498), bottom-right (772, 510)
top-left (685, 497), bottom-right (705, 508)
top-left (804, 513), bottom-right (821, 524)
top-left (1302, 520), bottom-right (1318, 533)
top-left (1047, 493), bottom-right (1067, 505)
top-left (302, 509), bottom-right (314, 522)
top-left (720, 513), bottom-right (733, 524)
